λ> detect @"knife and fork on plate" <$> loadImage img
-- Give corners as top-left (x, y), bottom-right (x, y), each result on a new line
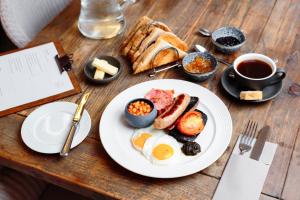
top-left (239, 120), bottom-right (270, 160)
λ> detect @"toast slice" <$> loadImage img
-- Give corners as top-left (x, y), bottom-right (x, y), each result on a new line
top-left (131, 27), bottom-right (166, 62)
top-left (132, 30), bottom-right (188, 62)
top-left (132, 39), bottom-right (187, 74)
top-left (151, 21), bottom-right (172, 32)
top-left (125, 24), bottom-right (152, 60)
top-left (121, 19), bottom-right (172, 57)
top-left (157, 32), bottom-right (188, 52)
top-left (120, 16), bottom-right (152, 55)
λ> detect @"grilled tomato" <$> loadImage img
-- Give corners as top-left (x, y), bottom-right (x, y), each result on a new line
top-left (177, 111), bottom-right (205, 136)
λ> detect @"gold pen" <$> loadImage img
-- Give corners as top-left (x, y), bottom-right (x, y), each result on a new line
top-left (60, 92), bottom-right (91, 157)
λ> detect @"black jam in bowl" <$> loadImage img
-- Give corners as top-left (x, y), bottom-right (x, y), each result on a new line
top-left (216, 36), bottom-right (241, 47)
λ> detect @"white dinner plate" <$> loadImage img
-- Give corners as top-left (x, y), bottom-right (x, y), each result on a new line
top-left (21, 102), bottom-right (91, 154)
top-left (99, 79), bottom-right (232, 178)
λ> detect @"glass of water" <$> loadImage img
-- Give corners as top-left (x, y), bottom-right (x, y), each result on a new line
top-left (78, 0), bottom-right (135, 39)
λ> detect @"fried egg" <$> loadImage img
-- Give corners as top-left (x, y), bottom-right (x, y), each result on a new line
top-left (131, 126), bottom-right (162, 151)
top-left (142, 134), bottom-right (180, 165)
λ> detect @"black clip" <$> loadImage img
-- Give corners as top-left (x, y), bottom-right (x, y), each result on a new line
top-left (55, 54), bottom-right (73, 73)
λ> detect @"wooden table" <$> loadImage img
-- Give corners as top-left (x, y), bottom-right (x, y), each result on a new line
top-left (1, 0), bottom-right (300, 199)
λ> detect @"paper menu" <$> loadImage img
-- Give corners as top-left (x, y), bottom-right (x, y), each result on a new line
top-left (0, 42), bottom-right (74, 112)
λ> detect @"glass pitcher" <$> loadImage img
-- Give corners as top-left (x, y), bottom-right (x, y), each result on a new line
top-left (78, 0), bottom-right (135, 39)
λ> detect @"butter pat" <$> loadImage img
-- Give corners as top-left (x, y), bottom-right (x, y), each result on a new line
top-left (92, 58), bottom-right (118, 76)
top-left (94, 69), bottom-right (105, 80)
top-left (240, 91), bottom-right (263, 100)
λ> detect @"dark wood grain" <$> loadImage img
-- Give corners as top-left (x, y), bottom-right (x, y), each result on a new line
top-left (0, 0), bottom-right (299, 199)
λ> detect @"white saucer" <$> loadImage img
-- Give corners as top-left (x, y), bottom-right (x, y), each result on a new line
top-left (21, 102), bottom-right (91, 154)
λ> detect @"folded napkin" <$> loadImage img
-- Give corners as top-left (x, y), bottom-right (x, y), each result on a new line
top-left (213, 135), bottom-right (277, 200)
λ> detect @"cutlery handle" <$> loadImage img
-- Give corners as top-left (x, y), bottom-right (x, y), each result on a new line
top-left (217, 58), bottom-right (232, 67)
top-left (149, 63), bottom-right (180, 77)
top-left (60, 123), bottom-right (78, 157)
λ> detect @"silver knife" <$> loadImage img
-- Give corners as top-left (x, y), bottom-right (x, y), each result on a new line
top-left (60, 92), bottom-right (91, 157)
top-left (250, 126), bottom-right (270, 160)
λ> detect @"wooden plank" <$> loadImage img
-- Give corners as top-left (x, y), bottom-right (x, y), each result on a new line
top-left (0, 115), bottom-right (218, 200)
top-left (280, 13), bottom-right (300, 199)
top-left (201, 0), bottom-right (278, 178)
top-left (216, 0), bottom-right (300, 194)
top-left (191, 0), bottom-right (300, 197)
top-left (161, 0), bottom-right (300, 198)
top-left (163, 0), bottom-right (277, 178)
top-left (260, 194), bottom-right (279, 200)
top-left (253, 0), bottom-right (300, 197)
top-left (281, 127), bottom-right (300, 200)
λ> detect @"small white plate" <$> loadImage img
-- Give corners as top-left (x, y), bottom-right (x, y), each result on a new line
top-left (99, 79), bottom-right (232, 178)
top-left (21, 102), bottom-right (91, 154)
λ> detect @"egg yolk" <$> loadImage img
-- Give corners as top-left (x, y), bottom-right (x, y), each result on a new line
top-left (133, 133), bottom-right (152, 149)
top-left (152, 144), bottom-right (174, 160)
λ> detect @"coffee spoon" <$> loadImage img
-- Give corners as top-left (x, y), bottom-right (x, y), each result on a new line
top-left (194, 44), bottom-right (236, 78)
top-left (194, 44), bottom-right (232, 67)
top-left (198, 28), bottom-right (212, 37)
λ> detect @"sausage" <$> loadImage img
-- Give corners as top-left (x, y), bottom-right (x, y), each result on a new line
top-left (154, 94), bottom-right (190, 129)
top-left (157, 101), bottom-right (175, 116)
top-left (154, 93), bottom-right (190, 129)
top-left (167, 96), bottom-right (199, 130)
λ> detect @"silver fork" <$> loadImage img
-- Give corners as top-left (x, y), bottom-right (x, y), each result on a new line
top-left (239, 120), bottom-right (258, 154)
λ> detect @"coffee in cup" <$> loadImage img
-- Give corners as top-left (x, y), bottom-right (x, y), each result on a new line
top-left (233, 53), bottom-right (285, 90)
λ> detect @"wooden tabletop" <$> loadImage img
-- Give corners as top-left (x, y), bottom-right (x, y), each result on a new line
top-left (1, 0), bottom-right (300, 199)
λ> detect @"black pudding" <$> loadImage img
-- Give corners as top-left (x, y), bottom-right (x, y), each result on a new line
top-left (169, 128), bottom-right (198, 143)
top-left (183, 96), bottom-right (199, 113)
top-left (181, 142), bottom-right (201, 156)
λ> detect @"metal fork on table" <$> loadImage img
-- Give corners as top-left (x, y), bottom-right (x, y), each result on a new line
top-left (239, 120), bottom-right (258, 154)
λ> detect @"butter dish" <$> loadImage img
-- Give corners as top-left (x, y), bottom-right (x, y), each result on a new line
top-left (84, 55), bottom-right (121, 84)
